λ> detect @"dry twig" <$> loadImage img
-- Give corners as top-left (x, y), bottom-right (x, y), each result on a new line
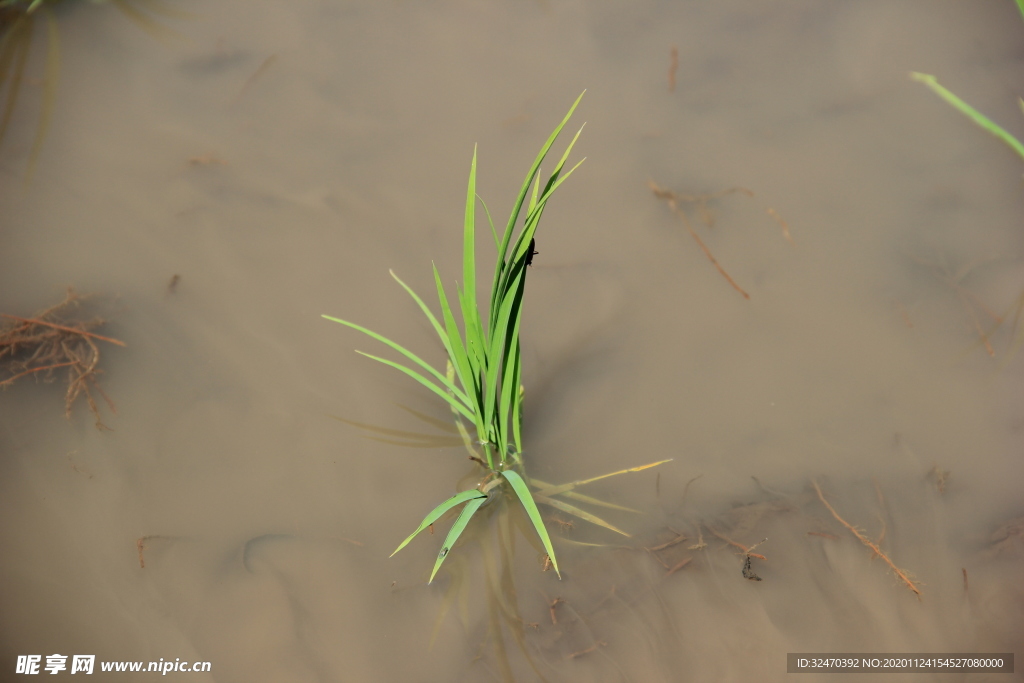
top-left (548, 597), bottom-right (564, 626)
top-left (708, 528), bottom-right (767, 560)
top-left (666, 557), bottom-right (692, 577)
top-left (649, 179), bottom-right (751, 299)
top-left (812, 480), bottom-right (921, 597)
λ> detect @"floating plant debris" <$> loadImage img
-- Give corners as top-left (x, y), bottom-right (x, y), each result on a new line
top-left (0, 288), bottom-right (123, 429)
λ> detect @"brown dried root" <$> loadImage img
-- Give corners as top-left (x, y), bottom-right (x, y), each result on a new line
top-left (649, 179), bottom-right (752, 299)
top-left (812, 480), bottom-right (921, 597)
top-left (0, 289), bottom-right (123, 429)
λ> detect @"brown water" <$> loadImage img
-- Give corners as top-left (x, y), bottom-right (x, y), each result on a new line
top-left (1, 1), bottom-right (1022, 681)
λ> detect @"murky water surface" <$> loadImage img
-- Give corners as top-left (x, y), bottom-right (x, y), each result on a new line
top-left (2, 1), bottom-right (1022, 681)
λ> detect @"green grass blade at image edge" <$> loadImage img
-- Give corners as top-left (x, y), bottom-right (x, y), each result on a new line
top-left (501, 470), bottom-right (560, 578)
top-left (910, 72), bottom-right (1024, 162)
top-left (429, 495), bottom-right (488, 583)
top-left (392, 489), bottom-right (487, 557)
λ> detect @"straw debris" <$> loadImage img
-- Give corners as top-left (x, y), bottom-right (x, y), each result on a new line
top-left (812, 480), bottom-right (922, 597)
top-left (649, 179), bottom-right (752, 299)
top-left (0, 289), bottom-right (123, 429)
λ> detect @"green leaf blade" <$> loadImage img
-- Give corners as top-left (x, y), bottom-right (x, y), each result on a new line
top-left (501, 470), bottom-right (560, 578)
top-left (321, 314), bottom-right (473, 410)
top-left (389, 269), bottom-right (450, 355)
top-left (391, 489), bottom-right (486, 557)
top-left (352, 350), bottom-right (477, 423)
top-left (910, 71), bottom-right (1024, 162)
top-left (490, 91), bottom-right (585, 328)
top-left (431, 266), bottom-right (477, 404)
top-left (429, 494), bottom-right (488, 583)
top-left (534, 495), bottom-right (631, 537)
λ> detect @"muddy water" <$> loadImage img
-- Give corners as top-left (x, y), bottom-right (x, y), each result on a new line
top-left (1, 0), bottom-right (1022, 681)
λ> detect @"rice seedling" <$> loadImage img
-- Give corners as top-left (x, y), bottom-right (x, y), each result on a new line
top-left (324, 93), bottom-right (669, 583)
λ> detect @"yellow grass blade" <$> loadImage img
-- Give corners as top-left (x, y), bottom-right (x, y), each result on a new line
top-left (534, 495), bottom-right (631, 537)
top-left (535, 459), bottom-right (673, 498)
top-left (529, 478), bottom-right (641, 513)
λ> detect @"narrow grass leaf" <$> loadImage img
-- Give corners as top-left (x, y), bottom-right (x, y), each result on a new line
top-left (482, 269), bottom-right (522, 437)
top-left (501, 470), bottom-right (560, 578)
top-left (352, 350), bottom-right (477, 422)
top-left (500, 156), bottom-right (586, 303)
top-left (457, 282), bottom-right (487, 386)
top-left (495, 266), bottom-right (526, 459)
top-left (510, 348), bottom-right (523, 457)
top-left (391, 489), bottom-right (486, 557)
top-left (478, 195), bottom-right (500, 250)
top-left (527, 167), bottom-right (541, 216)
top-left (530, 478), bottom-right (641, 513)
top-left (497, 331), bottom-right (520, 462)
top-left (431, 265), bottom-right (478, 412)
top-left (535, 459), bottom-right (674, 498)
top-left (910, 72), bottom-right (1024, 161)
top-left (559, 539), bottom-right (615, 548)
top-left (389, 269), bottom-right (449, 354)
top-left (429, 495), bottom-right (487, 583)
top-left (461, 146), bottom-right (486, 367)
top-left (534, 495), bottom-right (632, 537)
top-left (322, 314), bottom-right (472, 409)
top-left (490, 91), bottom-right (585, 321)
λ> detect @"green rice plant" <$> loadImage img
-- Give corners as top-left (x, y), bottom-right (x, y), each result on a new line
top-left (324, 94), bottom-right (673, 583)
top-left (324, 93), bottom-right (587, 582)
